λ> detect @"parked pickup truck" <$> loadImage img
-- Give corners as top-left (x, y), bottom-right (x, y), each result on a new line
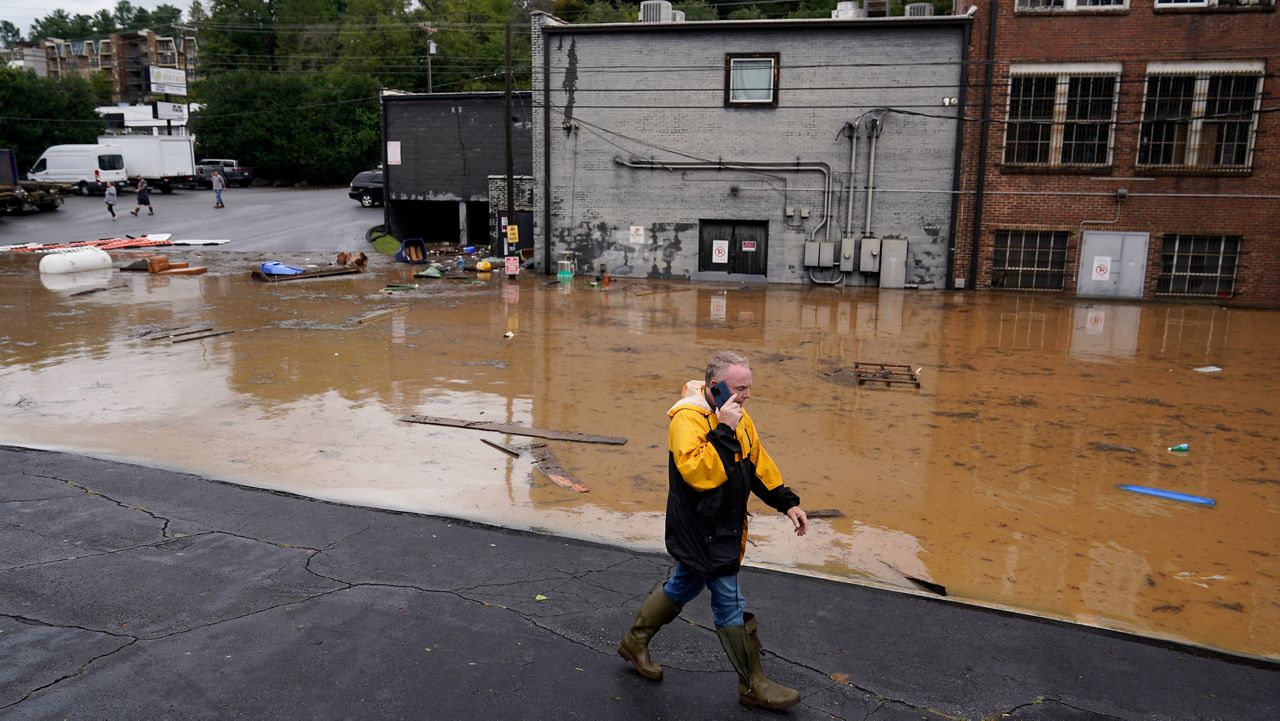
top-left (0, 149), bottom-right (64, 215)
top-left (196, 159), bottom-right (255, 187)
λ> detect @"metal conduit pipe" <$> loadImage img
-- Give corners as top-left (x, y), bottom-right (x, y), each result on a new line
top-left (863, 115), bottom-right (883, 236)
top-left (614, 157), bottom-right (833, 243)
top-left (844, 120), bottom-right (860, 238)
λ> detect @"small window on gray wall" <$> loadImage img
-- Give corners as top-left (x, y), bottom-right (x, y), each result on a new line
top-left (725, 53), bottom-right (779, 107)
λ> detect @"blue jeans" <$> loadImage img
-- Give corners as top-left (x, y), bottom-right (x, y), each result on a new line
top-left (214, 189), bottom-right (223, 205)
top-left (662, 562), bottom-right (745, 628)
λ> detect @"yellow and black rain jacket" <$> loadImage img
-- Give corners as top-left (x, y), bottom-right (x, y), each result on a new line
top-left (664, 386), bottom-right (799, 577)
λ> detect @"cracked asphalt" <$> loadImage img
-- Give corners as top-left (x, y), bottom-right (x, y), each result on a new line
top-left (2, 446), bottom-right (1276, 720)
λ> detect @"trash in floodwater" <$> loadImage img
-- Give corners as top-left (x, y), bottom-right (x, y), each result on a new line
top-left (355, 306), bottom-right (409, 325)
top-left (1090, 441), bottom-right (1139, 453)
top-left (535, 594), bottom-right (548, 602)
top-left (1117, 484), bottom-right (1214, 507)
top-left (1193, 366), bottom-right (1223, 373)
top-left (1168, 443), bottom-right (1191, 453)
top-left (381, 284), bottom-right (417, 293)
top-left (400, 415), bottom-right (626, 445)
top-left (503, 331), bottom-right (514, 339)
top-left (806, 509), bottom-right (846, 519)
top-left (904, 576), bottom-right (948, 597)
top-left (413, 265), bottom-right (445, 279)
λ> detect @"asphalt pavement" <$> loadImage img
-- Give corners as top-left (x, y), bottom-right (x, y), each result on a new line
top-left (2, 446), bottom-right (1275, 720)
top-left (0, 185), bottom-right (384, 253)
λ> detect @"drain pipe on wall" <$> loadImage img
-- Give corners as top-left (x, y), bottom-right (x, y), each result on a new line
top-left (1079, 188), bottom-right (1127, 236)
top-left (541, 28), bottom-right (553, 276)
top-left (967, 0), bottom-right (997, 290)
top-left (944, 15), bottom-right (972, 290)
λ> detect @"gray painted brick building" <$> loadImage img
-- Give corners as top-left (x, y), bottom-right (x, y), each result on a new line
top-left (531, 11), bottom-right (969, 286)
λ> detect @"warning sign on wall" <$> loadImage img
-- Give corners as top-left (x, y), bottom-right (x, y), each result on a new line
top-left (711, 239), bottom-right (729, 264)
top-left (1091, 256), bottom-right (1112, 282)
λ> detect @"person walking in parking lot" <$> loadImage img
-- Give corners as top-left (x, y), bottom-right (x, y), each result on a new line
top-left (129, 176), bottom-right (153, 216)
top-left (212, 171), bottom-right (226, 209)
top-left (617, 350), bottom-right (808, 712)
top-left (104, 184), bottom-right (118, 221)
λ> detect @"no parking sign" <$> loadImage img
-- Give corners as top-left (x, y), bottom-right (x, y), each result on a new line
top-left (1091, 256), bottom-right (1112, 282)
top-left (712, 239), bottom-right (729, 264)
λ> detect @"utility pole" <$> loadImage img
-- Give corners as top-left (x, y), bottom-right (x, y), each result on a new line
top-left (503, 11), bottom-right (515, 260)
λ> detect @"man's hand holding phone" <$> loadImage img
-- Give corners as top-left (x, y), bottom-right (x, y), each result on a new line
top-left (710, 380), bottom-right (743, 430)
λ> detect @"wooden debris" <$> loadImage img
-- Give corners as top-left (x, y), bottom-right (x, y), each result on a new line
top-left (480, 438), bottom-right (522, 457)
top-left (171, 329), bottom-right (234, 343)
top-left (532, 449), bottom-right (589, 493)
top-left (852, 362), bottom-right (920, 389)
top-left (67, 284), bottom-right (127, 297)
top-left (400, 415), bottom-right (626, 445)
top-left (142, 326), bottom-right (213, 341)
top-left (356, 306), bottom-right (410, 324)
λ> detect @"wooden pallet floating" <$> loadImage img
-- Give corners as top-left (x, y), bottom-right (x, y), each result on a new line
top-left (852, 362), bottom-right (920, 388)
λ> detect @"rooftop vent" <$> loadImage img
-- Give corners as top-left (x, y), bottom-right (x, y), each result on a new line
top-left (639, 0), bottom-right (674, 23)
top-left (831, 1), bottom-right (864, 17)
top-left (906, 2), bottom-right (935, 15)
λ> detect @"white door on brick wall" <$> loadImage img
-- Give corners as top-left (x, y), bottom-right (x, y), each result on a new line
top-left (1076, 232), bottom-right (1149, 299)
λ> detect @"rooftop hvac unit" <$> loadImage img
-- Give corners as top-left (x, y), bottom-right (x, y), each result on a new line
top-left (672, 9), bottom-right (685, 21)
top-left (905, 2), bottom-right (935, 15)
top-left (831, 1), bottom-right (863, 17)
top-left (639, 0), bottom-right (673, 23)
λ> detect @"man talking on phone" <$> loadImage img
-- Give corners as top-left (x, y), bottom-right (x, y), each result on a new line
top-left (617, 350), bottom-right (808, 711)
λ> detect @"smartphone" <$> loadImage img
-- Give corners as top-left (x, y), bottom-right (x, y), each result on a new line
top-left (709, 380), bottom-right (733, 409)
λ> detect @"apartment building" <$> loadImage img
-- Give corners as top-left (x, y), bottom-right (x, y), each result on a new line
top-left (12, 29), bottom-right (198, 104)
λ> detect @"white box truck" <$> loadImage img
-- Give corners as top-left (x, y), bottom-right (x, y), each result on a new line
top-left (99, 135), bottom-right (197, 193)
top-left (27, 144), bottom-right (128, 196)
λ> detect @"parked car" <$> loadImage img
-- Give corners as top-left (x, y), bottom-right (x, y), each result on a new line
top-left (349, 169), bottom-right (383, 207)
top-left (196, 159), bottom-right (254, 187)
top-left (26, 144), bottom-right (128, 195)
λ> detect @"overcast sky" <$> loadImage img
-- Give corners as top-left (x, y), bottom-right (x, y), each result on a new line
top-left (2, 1), bottom-right (177, 33)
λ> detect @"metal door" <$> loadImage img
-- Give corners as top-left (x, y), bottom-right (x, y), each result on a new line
top-left (1076, 232), bottom-right (1149, 298)
top-left (698, 221), bottom-right (768, 275)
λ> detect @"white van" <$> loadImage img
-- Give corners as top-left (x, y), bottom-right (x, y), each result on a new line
top-left (28, 144), bottom-right (128, 195)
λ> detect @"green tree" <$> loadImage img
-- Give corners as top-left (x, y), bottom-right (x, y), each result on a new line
top-left (113, 1), bottom-right (139, 29)
top-left (88, 70), bottom-right (115, 105)
top-left (335, 0), bottom-right (415, 87)
top-left (0, 20), bottom-right (22, 46)
top-left (419, 0), bottom-right (533, 93)
top-left (675, 1), bottom-right (718, 20)
top-left (190, 70), bottom-right (381, 183)
top-left (90, 10), bottom-right (118, 35)
top-left (29, 10), bottom-right (74, 39)
top-left (275, 0), bottom-right (341, 72)
top-left (201, 0), bottom-right (278, 72)
top-left (0, 66), bottom-right (104, 173)
top-left (188, 0), bottom-right (209, 25)
top-left (148, 5), bottom-right (185, 34)
top-left (725, 5), bottom-right (763, 19)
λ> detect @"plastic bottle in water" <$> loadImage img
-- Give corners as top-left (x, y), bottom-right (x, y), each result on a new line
top-left (455, 256), bottom-right (465, 272)
top-left (1168, 443), bottom-right (1190, 452)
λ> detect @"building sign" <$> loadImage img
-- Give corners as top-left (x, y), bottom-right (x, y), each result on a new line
top-left (711, 239), bottom-right (730, 264)
top-left (630, 225), bottom-right (645, 244)
top-left (154, 102), bottom-right (185, 120)
top-left (149, 67), bottom-right (187, 96)
top-left (386, 141), bottom-right (402, 166)
top-left (506, 224), bottom-right (519, 245)
top-left (1091, 256), bottom-right (1112, 282)
top-left (741, 240), bottom-right (757, 252)
top-left (504, 255), bottom-right (520, 276)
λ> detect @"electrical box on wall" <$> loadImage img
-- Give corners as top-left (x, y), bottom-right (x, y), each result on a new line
top-left (860, 237), bottom-right (881, 272)
top-left (818, 242), bottom-right (835, 268)
top-left (803, 241), bottom-right (820, 267)
top-left (839, 237), bottom-right (857, 273)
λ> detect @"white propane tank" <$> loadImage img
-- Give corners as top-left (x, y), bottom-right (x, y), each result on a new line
top-left (39, 267), bottom-right (115, 291)
top-left (39, 248), bottom-right (113, 274)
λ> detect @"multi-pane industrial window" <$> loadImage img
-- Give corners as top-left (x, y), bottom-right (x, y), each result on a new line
top-left (1155, 235), bottom-right (1240, 297)
top-left (1138, 65), bottom-right (1263, 171)
top-left (725, 53), bottom-right (779, 107)
top-left (1155, 0), bottom-right (1274, 7)
top-left (1004, 71), bottom-right (1118, 167)
top-left (1017, 0), bottom-right (1128, 9)
top-left (992, 231), bottom-right (1070, 290)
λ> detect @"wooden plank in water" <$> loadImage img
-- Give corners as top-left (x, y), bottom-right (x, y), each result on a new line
top-left (171, 329), bottom-right (235, 343)
top-left (400, 415), bottom-right (626, 445)
top-left (142, 326), bottom-right (213, 341)
top-left (532, 449), bottom-right (589, 493)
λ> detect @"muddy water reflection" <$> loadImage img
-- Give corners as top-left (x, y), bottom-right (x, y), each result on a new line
top-left (1, 252), bottom-right (1277, 660)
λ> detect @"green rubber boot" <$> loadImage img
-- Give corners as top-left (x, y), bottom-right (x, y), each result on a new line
top-left (717, 621), bottom-right (801, 711)
top-left (617, 585), bottom-right (682, 680)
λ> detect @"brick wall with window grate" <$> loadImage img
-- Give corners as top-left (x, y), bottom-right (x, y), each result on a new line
top-left (954, 3), bottom-right (1279, 305)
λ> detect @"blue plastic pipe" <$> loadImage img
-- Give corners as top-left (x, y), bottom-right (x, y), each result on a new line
top-left (1117, 484), bottom-right (1215, 508)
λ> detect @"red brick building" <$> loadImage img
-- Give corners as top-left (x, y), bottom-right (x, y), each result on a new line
top-left (953, 0), bottom-right (1279, 305)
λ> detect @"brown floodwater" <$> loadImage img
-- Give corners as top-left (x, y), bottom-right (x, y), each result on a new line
top-left (1, 250), bottom-right (1277, 661)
